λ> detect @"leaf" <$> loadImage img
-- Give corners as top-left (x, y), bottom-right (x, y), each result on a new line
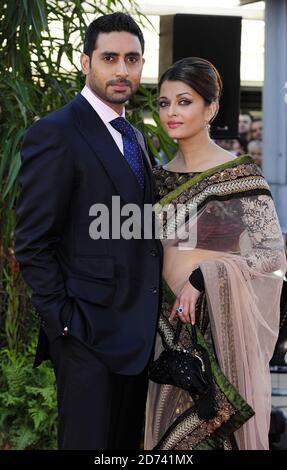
top-left (3, 152), bottom-right (21, 199)
top-left (29, 406), bottom-right (49, 431)
top-left (35, 0), bottom-right (48, 30)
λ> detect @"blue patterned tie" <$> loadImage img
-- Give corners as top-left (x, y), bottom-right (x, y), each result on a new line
top-left (110, 117), bottom-right (145, 189)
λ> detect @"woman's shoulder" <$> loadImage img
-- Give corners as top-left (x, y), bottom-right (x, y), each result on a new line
top-left (152, 154), bottom-right (260, 177)
top-left (208, 151), bottom-right (258, 172)
top-left (209, 147), bottom-right (237, 166)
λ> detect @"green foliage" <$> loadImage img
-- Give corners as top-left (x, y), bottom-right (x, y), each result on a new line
top-left (0, 347), bottom-right (57, 450)
top-left (0, 0), bottom-right (175, 449)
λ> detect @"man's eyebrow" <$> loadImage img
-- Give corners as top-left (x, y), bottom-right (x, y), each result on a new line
top-left (125, 52), bottom-right (141, 56)
top-left (100, 51), bottom-right (141, 57)
top-left (100, 51), bottom-right (118, 57)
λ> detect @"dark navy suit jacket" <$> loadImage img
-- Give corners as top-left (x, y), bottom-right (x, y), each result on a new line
top-left (15, 93), bottom-right (162, 374)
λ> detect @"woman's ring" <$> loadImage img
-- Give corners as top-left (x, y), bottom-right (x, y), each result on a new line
top-left (176, 306), bottom-right (184, 315)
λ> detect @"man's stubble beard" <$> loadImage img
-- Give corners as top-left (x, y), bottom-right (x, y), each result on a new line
top-left (90, 79), bottom-right (137, 105)
top-left (106, 89), bottom-right (133, 104)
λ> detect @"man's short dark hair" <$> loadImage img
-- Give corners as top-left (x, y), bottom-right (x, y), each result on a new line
top-left (83, 12), bottom-right (145, 58)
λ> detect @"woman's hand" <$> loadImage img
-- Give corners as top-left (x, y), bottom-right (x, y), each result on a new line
top-left (169, 282), bottom-right (201, 324)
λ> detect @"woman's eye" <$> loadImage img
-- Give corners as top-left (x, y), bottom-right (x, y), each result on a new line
top-left (159, 101), bottom-right (169, 108)
top-left (179, 99), bottom-right (192, 105)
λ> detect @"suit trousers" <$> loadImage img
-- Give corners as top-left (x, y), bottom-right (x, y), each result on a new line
top-left (48, 335), bottom-right (149, 450)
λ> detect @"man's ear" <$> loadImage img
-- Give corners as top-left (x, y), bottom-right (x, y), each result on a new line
top-left (80, 53), bottom-right (90, 75)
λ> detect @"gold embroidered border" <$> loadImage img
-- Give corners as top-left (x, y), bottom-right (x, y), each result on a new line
top-left (217, 263), bottom-right (238, 389)
top-left (158, 176), bottom-right (269, 239)
top-left (158, 387), bottom-right (236, 450)
top-left (167, 164), bottom-right (265, 207)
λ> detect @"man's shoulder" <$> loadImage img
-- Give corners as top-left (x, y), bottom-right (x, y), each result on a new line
top-left (25, 99), bottom-right (78, 139)
top-left (23, 97), bottom-right (79, 143)
top-left (41, 97), bottom-right (77, 126)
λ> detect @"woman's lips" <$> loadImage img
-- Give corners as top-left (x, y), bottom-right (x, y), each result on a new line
top-left (167, 122), bottom-right (183, 129)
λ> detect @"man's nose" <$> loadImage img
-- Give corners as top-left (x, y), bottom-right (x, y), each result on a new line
top-left (115, 59), bottom-right (128, 77)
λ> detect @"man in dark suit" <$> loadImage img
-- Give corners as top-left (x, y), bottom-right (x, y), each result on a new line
top-left (15, 12), bottom-right (162, 450)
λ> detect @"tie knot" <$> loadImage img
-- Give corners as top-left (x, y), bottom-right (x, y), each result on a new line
top-left (110, 117), bottom-right (135, 139)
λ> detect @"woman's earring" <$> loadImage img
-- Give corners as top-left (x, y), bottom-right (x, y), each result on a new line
top-left (204, 120), bottom-right (211, 131)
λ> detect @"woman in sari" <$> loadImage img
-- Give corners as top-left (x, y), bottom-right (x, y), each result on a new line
top-left (145, 57), bottom-right (286, 450)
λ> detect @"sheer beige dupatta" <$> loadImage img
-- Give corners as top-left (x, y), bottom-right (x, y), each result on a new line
top-left (146, 160), bottom-right (286, 450)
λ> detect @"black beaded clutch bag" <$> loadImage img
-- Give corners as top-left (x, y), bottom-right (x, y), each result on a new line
top-left (149, 322), bottom-right (216, 420)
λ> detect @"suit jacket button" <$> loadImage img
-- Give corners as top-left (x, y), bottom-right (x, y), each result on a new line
top-left (150, 250), bottom-right (157, 257)
top-left (151, 287), bottom-right (158, 294)
top-left (62, 326), bottom-right (69, 336)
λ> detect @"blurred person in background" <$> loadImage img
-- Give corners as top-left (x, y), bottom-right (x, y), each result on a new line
top-left (239, 111), bottom-right (253, 152)
top-left (250, 118), bottom-right (263, 141)
top-left (248, 139), bottom-right (262, 167)
top-left (231, 138), bottom-right (245, 156)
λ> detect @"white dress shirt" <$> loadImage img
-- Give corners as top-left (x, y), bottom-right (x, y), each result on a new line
top-left (81, 85), bottom-right (125, 154)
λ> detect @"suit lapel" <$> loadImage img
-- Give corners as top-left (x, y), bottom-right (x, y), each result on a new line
top-left (133, 127), bottom-right (155, 205)
top-left (72, 93), bottom-right (143, 207)
top-left (134, 128), bottom-right (152, 169)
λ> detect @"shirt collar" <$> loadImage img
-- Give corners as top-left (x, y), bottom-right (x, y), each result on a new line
top-left (81, 85), bottom-right (125, 124)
